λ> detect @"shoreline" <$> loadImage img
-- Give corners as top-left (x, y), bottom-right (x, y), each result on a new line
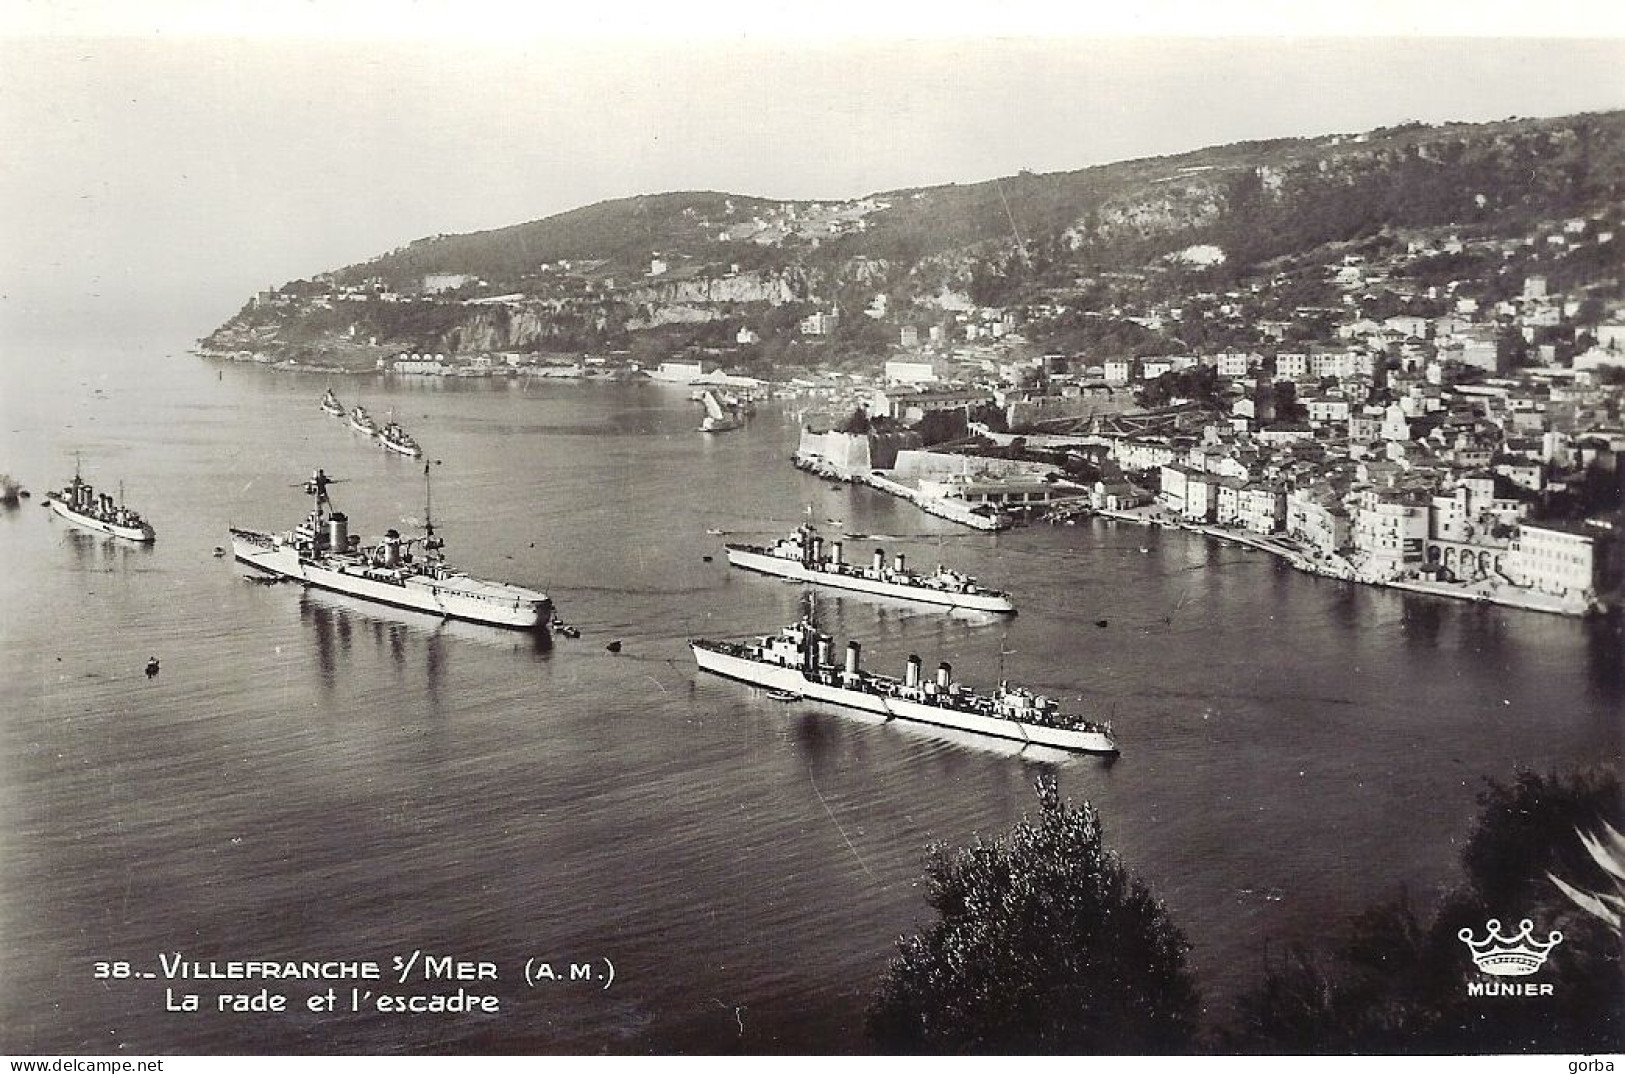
top-left (1077, 504), bottom-right (1602, 619)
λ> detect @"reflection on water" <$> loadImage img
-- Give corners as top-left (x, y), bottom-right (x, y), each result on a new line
top-left (0, 346), bottom-right (1619, 1055)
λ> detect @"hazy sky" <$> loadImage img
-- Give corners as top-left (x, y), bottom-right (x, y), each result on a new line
top-left (2, 5), bottom-right (1624, 344)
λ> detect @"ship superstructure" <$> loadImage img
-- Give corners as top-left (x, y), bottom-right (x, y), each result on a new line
top-left (44, 462), bottom-right (155, 542)
top-left (692, 620), bottom-right (1115, 753)
top-left (725, 523), bottom-right (1015, 612)
top-left (230, 467), bottom-right (551, 629)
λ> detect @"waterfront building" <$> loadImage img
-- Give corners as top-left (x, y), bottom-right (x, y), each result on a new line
top-left (1350, 489), bottom-right (1430, 580)
top-left (1159, 463), bottom-right (1196, 515)
top-left (1214, 477), bottom-right (1248, 526)
top-left (1090, 479), bottom-right (1153, 512)
top-left (393, 356), bottom-right (449, 375)
top-left (1506, 520), bottom-right (1613, 602)
top-left (1287, 485), bottom-right (1351, 557)
top-left (650, 360), bottom-right (711, 383)
top-left (1103, 359), bottom-right (1133, 385)
top-left (1239, 484), bottom-right (1287, 534)
top-left (1185, 473), bottom-right (1218, 522)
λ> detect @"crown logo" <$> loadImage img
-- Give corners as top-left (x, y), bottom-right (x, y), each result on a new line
top-left (1457, 918), bottom-right (1563, 977)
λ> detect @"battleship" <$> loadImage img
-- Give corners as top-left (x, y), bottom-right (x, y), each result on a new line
top-left (349, 405), bottom-right (378, 436)
top-left (230, 467), bottom-right (552, 629)
top-left (725, 523), bottom-right (1016, 612)
top-left (691, 619), bottom-right (1116, 753)
top-left (44, 463), bottom-right (156, 542)
top-left (320, 389), bottom-right (344, 417)
top-left (378, 421), bottom-right (423, 458)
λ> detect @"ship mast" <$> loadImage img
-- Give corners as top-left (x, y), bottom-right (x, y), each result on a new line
top-left (422, 460), bottom-right (444, 560)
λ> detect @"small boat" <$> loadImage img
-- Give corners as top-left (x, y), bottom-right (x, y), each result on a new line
top-left (765, 689), bottom-right (802, 702)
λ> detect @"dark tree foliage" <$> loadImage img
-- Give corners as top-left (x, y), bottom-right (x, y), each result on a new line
top-left (867, 777), bottom-right (1201, 1054)
top-left (1223, 768), bottom-right (1624, 1055)
top-left (1531, 461), bottom-right (1625, 522)
top-left (969, 402), bottom-right (1009, 433)
top-left (913, 410), bottom-right (969, 446)
top-left (1137, 366), bottom-right (1226, 411)
top-left (836, 408), bottom-right (873, 435)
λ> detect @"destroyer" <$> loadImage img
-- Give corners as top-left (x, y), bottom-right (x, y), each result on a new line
top-left (320, 389), bottom-right (344, 417)
top-left (349, 406), bottom-right (378, 436)
top-left (725, 523), bottom-right (1015, 612)
top-left (691, 620), bottom-right (1115, 753)
top-left (230, 468), bottom-right (551, 629)
top-left (378, 421), bottom-right (423, 458)
top-left (44, 462), bottom-right (155, 542)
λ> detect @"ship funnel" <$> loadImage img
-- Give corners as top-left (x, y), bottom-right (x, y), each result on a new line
top-left (811, 535), bottom-right (823, 563)
top-left (894, 552), bottom-right (906, 572)
top-left (327, 512), bottom-right (349, 552)
top-left (905, 655), bottom-right (922, 688)
top-left (816, 636), bottom-right (833, 668)
top-left (873, 549), bottom-right (884, 571)
top-left (830, 541), bottom-right (843, 565)
top-left (382, 528), bottom-right (402, 567)
top-left (937, 662), bottom-right (952, 688)
top-left (845, 641), bottom-right (861, 675)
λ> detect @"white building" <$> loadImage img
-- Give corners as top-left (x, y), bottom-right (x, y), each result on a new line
top-left (1351, 490), bottom-right (1429, 579)
top-left (1506, 522), bottom-right (1605, 600)
top-left (885, 359), bottom-right (940, 386)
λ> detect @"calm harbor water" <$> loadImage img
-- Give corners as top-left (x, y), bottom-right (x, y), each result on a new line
top-left (1, 342), bottom-right (1620, 1054)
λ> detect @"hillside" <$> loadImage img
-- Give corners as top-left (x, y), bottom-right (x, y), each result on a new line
top-left (201, 110), bottom-right (1625, 369)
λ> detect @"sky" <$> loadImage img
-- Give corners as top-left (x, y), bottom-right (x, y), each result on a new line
top-left (1, 2), bottom-right (1624, 345)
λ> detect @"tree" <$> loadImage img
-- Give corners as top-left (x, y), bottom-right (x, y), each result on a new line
top-left (1223, 768), bottom-right (1624, 1054)
top-left (836, 408), bottom-right (873, 435)
top-left (867, 777), bottom-right (1201, 1053)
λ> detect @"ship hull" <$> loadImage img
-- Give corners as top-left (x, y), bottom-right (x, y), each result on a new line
top-left (726, 547), bottom-right (1015, 612)
top-left (884, 695), bottom-right (1116, 753)
top-left (232, 533), bottom-right (548, 629)
top-left (381, 438), bottom-right (422, 457)
top-left (48, 497), bottom-right (155, 542)
top-left (691, 645), bottom-right (890, 714)
top-left (692, 644), bottom-right (1112, 752)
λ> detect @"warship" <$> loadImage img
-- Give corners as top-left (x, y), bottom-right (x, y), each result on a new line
top-left (378, 421), bottom-right (423, 458)
top-left (725, 524), bottom-right (1015, 612)
top-left (320, 389), bottom-right (344, 417)
top-left (230, 467), bottom-right (551, 629)
top-left (44, 462), bottom-right (155, 543)
top-left (348, 406), bottom-right (378, 436)
top-left (692, 619), bottom-right (1115, 752)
